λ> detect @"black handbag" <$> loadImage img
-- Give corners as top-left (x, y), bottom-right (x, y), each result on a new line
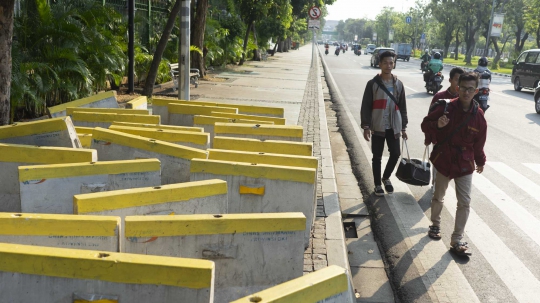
top-left (396, 140), bottom-right (431, 186)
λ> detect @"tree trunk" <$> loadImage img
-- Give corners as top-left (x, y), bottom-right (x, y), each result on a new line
top-left (536, 25), bottom-right (540, 48)
top-left (239, 21), bottom-right (253, 66)
top-left (515, 29), bottom-right (528, 53)
top-left (271, 38), bottom-right (279, 56)
top-left (454, 28), bottom-right (461, 60)
top-left (252, 23), bottom-right (260, 61)
top-left (0, 0), bottom-right (15, 125)
top-left (191, 0), bottom-right (208, 77)
top-left (142, 0), bottom-right (182, 98)
top-left (278, 40), bottom-right (284, 53)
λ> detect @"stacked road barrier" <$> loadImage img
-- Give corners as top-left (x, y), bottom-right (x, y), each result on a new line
top-left (152, 98), bottom-right (284, 118)
top-left (46, 91), bottom-right (118, 118)
top-left (18, 159), bottom-right (161, 214)
top-left (152, 98), bottom-right (237, 124)
top-left (0, 117), bottom-right (81, 148)
top-left (214, 123), bottom-right (303, 142)
top-left (71, 111), bottom-right (160, 128)
top-left (111, 121), bottom-right (204, 132)
top-left (193, 116), bottom-right (274, 144)
top-left (125, 95), bottom-right (148, 109)
top-left (213, 136), bottom-right (313, 156)
top-left (208, 111), bottom-right (286, 125)
top-left (167, 103), bottom-right (238, 126)
top-left (109, 125), bottom-right (210, 149)
top-left (66, 107), bottom-right (149, 116)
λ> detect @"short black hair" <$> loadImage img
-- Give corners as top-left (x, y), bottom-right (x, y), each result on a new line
top-left (379, 51), bottom-right (395, 63)
top-left (449, 67), bottom-right (464, 79)
top-left (458, 72), bottom-right (479, 87)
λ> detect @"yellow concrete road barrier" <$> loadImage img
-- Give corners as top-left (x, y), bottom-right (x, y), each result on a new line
top-left (109, 125), bottom-right (210, 149)
top-left (209, 111), bottom-right (286, 125)
top-left (66, 107), bottom-right (149, 116)
top-left (72, 111), bottom-right (160, 128)
top-left (213, 136), bottom-right (312, 156)
top-left (152, 98), bottom-right (284, 118)
top-left (214, 123), bottom-right (303, 142)
top-left (125, 95), bottom-right (148, 110)
top-left (207, 149), bottom-right (318, 169)
top-left (47, 91), bottom-right (118, 118)
top-left (152, 98), bottom-right (237, 124)
top-left (111, 121), bottom-right (204, 132)
top-left (167, 103), bottom-right (238, 127)
top-left (0, 117), bottom-right (81, 148)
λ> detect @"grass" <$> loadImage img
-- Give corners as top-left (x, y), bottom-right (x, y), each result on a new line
top-left (441, 57), bottom-right (513, 75)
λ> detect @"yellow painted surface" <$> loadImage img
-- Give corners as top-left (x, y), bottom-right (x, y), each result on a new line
top-left (126, 96), bottom-right (148, 109)
top-left (74, 179), bottom-right (227, 213)
top-left (152, 99), bottom-right (284, 117)
top-left (47, 91), bottom-right (116, 115)
top-left (0, 117), bottom-right (72, 139)
top-left (0, 242), bottom-right (214, 288)
top-left (111, 121), bottom-right (203, 132)
top-left (209, 112), bottom-right (286, 125)
top-left (78, 133), bottom-right (92, 148)
top-left (72, 112), bottom-right (159, 124)
top-left (74, 300), bottom-right (117, 303)
top-left (167, 103), bottom-right (238, 115)
top-left (108, 125), bottom-right (209, 145)
top-left (190, 159), bottom-right (316, 184)
top-left (230, 265), bottom-right (349, 303)
top-left (0, 143), bottom-right (96, 164)
top-left (207, 149), bottom-right (318, 169)
top-left (18, 159), bottom-right (160, 182)
top-left (125, 212), bottom-right (306, 237)
top-left (214, 123), bottom-right (303, 138)
top-left (67, 107), bottom-right (148, 116)
top-left (213, 137), bottom-right (312, 156)
top-left (0, 213), bottom-right (119, 236)
top-left (239, 185), bottom-right (265, 195)
top-left (75, 126), bottom-right (94, 134)
top-left (193, 115), bottom-right (274, 126)
top-left (91, 128), bottom-right (207, 159)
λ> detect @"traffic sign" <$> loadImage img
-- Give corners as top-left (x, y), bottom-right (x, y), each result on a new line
top-left (406, 16), bottom-right (412, 24)
top-left (309, 6), bottom-right (321, 19)
top-left (308, 19), bottom-right (320, 29)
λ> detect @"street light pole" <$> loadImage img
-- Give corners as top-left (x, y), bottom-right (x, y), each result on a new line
top-left (484, 0), bottom-right (496, 57)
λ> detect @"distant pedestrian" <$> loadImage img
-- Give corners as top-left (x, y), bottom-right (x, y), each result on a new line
top-left (361, 51), bottom-right (408, 197)
top-left (421, 72), bottom-right (487, 256)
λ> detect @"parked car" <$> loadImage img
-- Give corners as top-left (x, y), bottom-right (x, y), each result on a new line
top-left (535, 84), bottom-right (540, 114)
top-left (370, 47), bottom-right (396, 68)
top-left (512, 49), bottom-right (540, 91)
top-left (364, 44), bottom-right (376, 55)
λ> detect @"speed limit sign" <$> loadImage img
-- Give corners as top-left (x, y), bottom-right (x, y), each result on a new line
top-left (309, 6), bottom-right (321, 19)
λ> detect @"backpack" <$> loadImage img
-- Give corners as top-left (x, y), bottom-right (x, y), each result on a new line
top-left (428, 99), bottom-right (451, 114)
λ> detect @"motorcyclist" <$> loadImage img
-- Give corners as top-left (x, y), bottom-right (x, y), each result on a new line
top-left (420, 49), bottom-right (431, 71)
top-left (335, 45), bottom-right (341, 56)
top-left (325, 43), bottom-right (329, 55)
top-left (474, 57), bottom-right (492, 111)
top-left (424, 52), bottom-right (443, 88)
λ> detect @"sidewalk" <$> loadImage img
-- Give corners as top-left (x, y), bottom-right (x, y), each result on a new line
top-left (153, 44), bottom-right (394, 302)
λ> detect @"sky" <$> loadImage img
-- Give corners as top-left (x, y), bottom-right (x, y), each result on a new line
top-left (326, 0), bottom-right (415, 21)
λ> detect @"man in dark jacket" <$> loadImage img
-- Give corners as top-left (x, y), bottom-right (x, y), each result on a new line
top-left (361, 51), bottom-right (408, 197)
top-left (421, 72), bottom-right (487, 256)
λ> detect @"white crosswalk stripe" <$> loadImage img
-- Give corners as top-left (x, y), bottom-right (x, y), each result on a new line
top-left (524, 163), bottom-right (540, 176)
top-left (488, 162), bottom-right (540, 205)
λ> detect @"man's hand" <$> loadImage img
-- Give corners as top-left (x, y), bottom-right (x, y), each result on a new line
top-left (363, 129), bottom-right (371, 141)
top-left (437, 115), bottom-right (450, 128)
top-left (476, 165), bottom-right (484, 174)
top-left (402, 130), bottom-right (408, 140)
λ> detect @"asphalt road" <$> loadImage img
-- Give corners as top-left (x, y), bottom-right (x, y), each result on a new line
top-left (320, 45), bottom-right (540, 303)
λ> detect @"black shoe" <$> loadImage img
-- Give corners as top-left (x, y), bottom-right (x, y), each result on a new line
top-left (382, 179), bottom-right (394, 194)
top-left (374, 185), bottom-right (385, 196)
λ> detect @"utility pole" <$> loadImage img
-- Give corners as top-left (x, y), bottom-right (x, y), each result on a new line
top-left (179, 0), bottom-right (190, 100)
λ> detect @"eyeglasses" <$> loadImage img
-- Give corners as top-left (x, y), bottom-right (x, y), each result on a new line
top-left (459, 86), bottom-right (477, 93)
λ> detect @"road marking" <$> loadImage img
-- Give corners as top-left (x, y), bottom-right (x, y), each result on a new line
top-left (445, 184), bottom-right (540, 302)
top-left (405, 86), bottom-right (418, 92)
top-left (487, 162), bottom-right (540, 204)
top-left (524, 163), bottom-right (540, 176)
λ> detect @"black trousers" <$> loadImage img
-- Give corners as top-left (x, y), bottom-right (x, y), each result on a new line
top-left (371, 129), bottom-right (401, 186)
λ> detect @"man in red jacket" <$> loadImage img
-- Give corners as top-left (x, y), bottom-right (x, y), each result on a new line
top-left (421, 72), bottom-right (487, 256)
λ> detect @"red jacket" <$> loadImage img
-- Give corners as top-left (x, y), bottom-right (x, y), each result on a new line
top-left (430, 89), bottom-right (459, 106)
top-left (421, 98), bottom-right (487, 179)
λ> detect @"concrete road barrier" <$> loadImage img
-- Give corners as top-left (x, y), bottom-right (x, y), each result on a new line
top-left (0, 213), bottom-right (119, 251)
top-left (66, 107), bottom-right (149, 116)
top-left (193, 116), bottom-right (273, 145)
top-left (0, 242), bottom-right (214, 303)
top-left (19, 159), bottom-right (161, 214)
top-left (152, 98), bottom-right (236, 125)
top-left (125, 96), bottom-right (148, 110)
top-left (111, 121), bottom-right (204, 132)
top-left (0, 117), bottom-right (81, 148)
top-left (231, 265), bottom-right (355, 303)
top-left (214, 123), bottom-right (303, 142)
top-left (109, 125), bottom-right (210, 150)
top-left (0, 143), bottom-right (97, 212)
top-left (78, 133), bottom-right (92, 148)
top-left (72, 111), bottom-right (160, 128)
top-left (75, 126), bottom-right (94, 134)
top-left (209, 111), bottom-right (286, 125)
top-left (168, 104), bottom-right (238, 127)
top-left (207, 149), bottom-right (318, 169)
top-left (47, 91), bottom-right (118, 118)
top-left (152, 98), bottom-right (284, 118)
top-left (190, 159), bottom-right (316, 246)
top-left (91, 128), bottom-right (207, 184)
top-left (213, 136), bottom-right (312, 156)
top-left (124, 212), bottom-right (305, 303)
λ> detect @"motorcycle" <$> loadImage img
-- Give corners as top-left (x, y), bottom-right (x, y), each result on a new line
top-left (426, 72), bottom-right (444, 94)
top-left (474, 71), bottom-right (491, 112)
top-left (342, 48), bottom-right (345, 54)
top-left (420, 61), bottom-right (428, 73)
top-left (335, 49), bottom-right (340, 56)
top-left (325, 48), bottom-right (329, 55)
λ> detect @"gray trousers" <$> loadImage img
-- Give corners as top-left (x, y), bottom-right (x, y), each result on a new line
top-left (430, 171), bottom-right (473, 245)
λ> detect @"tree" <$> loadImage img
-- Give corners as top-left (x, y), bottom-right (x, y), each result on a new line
top-left (142, 0), bottom-right (181, 98)
top-left (237, 0), bottom-right (272, 65)
top-left (0, 0), bottom-right (15, 125)
top-left (429, 0), bottom-right (461, 58)
top-left (191, 0), bottom-right (209, 76)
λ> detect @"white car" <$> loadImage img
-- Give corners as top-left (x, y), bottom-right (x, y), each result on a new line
top-left (364, 44), bottom-right (376, 55)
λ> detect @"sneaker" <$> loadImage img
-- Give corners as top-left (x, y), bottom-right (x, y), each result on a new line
top-left (374, 185), bottom-right (385, 196)
top-left (382, 179), bottom-right (394, 194)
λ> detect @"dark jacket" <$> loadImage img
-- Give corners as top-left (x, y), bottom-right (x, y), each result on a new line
top-left (360, 75), bottom-right (408, 138)
top-left (421, 98), bottom-right (487, 179)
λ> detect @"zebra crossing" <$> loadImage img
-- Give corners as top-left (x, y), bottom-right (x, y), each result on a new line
top-left (382, 156), bottom-right (540, 302)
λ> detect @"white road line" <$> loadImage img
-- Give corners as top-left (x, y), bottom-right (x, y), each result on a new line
top-left (405, 86), bottom-right (418, 93)
top-left (445, 184), bottom-right (540, 302)
top-left (487, 162), bottom-right (540, 204)
top-left (524, 163), bottom-right (540, 176)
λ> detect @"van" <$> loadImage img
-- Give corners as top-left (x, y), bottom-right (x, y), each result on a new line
top-left (364, 44), bottom-right (376, 55)
top-left (511, 49), bottom-right (540, 91)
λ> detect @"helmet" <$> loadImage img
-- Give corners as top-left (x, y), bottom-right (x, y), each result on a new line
top-left (425, 49), bottom-right (429, 54)
top-left (478, 57), bottom-right (488, 67)
top-left (433, 52), bottom-right (441, 59)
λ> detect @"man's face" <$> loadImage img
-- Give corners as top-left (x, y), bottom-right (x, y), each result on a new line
top-left (458, 80), bottom-right (479, 103)
top-left (449, 73), bottom-right (462, 92)
top-left (380, 56), bottom-right (394, 74)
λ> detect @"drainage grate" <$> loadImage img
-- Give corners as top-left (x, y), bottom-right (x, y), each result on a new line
top-left (343, 222), bottom-right (358, 238)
